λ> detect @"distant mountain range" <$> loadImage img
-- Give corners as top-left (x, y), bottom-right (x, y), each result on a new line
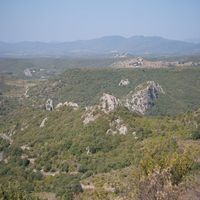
top-left (0, 35), bottom-right (200, 57)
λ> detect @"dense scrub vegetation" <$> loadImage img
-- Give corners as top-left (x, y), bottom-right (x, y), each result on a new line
top-left (29, 68), bottom-right (200, 115)
top-left (0, 105), bottom-right (200, 199)
top-left (0, 67), bottom-right (200, 199)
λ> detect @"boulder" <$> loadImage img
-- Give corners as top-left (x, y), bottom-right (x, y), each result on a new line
top-left (40, 117), bottom-right (48, 128)
top-left (99, 93), bottom-right (119, 114)
top-left (56, 101), bottom-right (79, 110)
top-left (45, 99), bottom-right (53, 111)
top-left (119, 79), bottom-right (130, 86)
top-left (63, 101), bottom-right (79, 110)
top-left (55, 102), bottom-right (63, 109)
top-left (82, 106), bottom-right (100, 125)
top-left (24, 68), bottom-right (32, 77)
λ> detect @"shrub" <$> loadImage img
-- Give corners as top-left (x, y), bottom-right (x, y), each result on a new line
top-left (138, 170), bottom-right (178, 200)
top-left (78, 164), bottom-right (88, 173)
top-left (20, 158), bottom-right (30, 167)
top-left (43, 161), bottom-right (52, 172)
top-left (30, 171), bottom-right (43, 180)
top-left (81, 170), bottom-right (93, 179)
top-left (170, 152), bottom-right (194, 185)
top-left (191, 130), bottom-right (200, 140)
top-left (61, 163), bottom-right (69, 172)
top-left (68, 182), bottom-right (83, 194)
top-left (0, 182), bottom-right (41, 200)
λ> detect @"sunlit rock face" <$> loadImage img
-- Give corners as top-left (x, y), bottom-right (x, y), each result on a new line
top-left (119, 79), bottom-right (130, 86)
top-left (124, 81), bottom-right (164, 114)
top-left (82, 93), bottom-right (120, 125)
top-left (82, 106), bottom-right (99, 125)
top-left (45, 99), bottom-right (53, 111)
top-left (63, 101), bottom-right (79, 110)
top-left (106, 118), bottom-right (128, 135)
top-left (98, 93), bottom-right (120, 114)
top-left (55, 101), bottom-right (79, 110)
top-left (40, 117), bottom-right (48, 128)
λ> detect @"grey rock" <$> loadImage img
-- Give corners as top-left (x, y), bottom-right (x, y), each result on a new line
top-left (124, 81), bottom-right (164, 114)
top-left (45, 99), bottom-right (53, 111)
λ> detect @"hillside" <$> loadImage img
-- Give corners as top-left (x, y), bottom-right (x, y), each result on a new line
top-left (29, 68), bottom-right (200, 116)
top-left (0, 95), bottom-right (200, 199)
top-left (1, 36), bottom-right (200, 57)
top-left (1, 67), bottom-right (200, 200)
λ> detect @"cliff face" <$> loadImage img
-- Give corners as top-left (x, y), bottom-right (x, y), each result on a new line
top-left (82, 81), bottom-right (164, 124)
top-left (124, 81), bottom-right (165, 114)
top-left (82, 93), bottom-right (120, 125)
top-left (98, 93), bottom-right (120, 114)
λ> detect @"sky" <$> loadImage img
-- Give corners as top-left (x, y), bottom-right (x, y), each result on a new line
top-left (0, 0), bottom-right (200, 42)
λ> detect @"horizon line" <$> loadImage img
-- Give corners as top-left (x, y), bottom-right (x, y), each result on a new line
top-left (0, 35), bottom-right (190, 44)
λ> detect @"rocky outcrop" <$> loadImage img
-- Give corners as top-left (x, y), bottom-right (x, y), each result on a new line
top-left (82, 81), bottom-right (164, 124)
top-left (124, 81), bottom-right (164, 114)
top-left (45, 99), bottom-right (53, 111)
top-left (82, 106), bottom-right (100, 125)
top-left (24, 69), bottom-right (32, 77)
top-left (21, 144), bottom-right (31, 150)
top-left (63, 101), bottom-right (79, 110)
top-left (40, 117), bottom-right (48, 128)
top-left (82, 93), bottom-right (120, 124)
top-left (106, 118), bottom-right (128, 135)
top-left (56, 101), bottom-right (79, 110)
top-left (55, 102), bottom-right (63, 109)
top-left (119, 79), bottom-right (130, 86)
top-left (98, 93), bottom-right (120, 114)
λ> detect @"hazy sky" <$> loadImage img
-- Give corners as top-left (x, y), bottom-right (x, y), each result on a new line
top-left (0, 0), bottom-right (200, 42)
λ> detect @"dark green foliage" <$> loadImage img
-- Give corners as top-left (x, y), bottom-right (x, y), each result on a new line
top-left (191, 130), bottom-right (200, 140)
top-left (61, 163), bottom-right (69, 173)
top-left (30, 68), bottom-right (200, 116)
top-left (0, 182), bottom-right (41, 200)
top-left (19, 158), bottom-right (30, 167)
top-left (67, 181), bottom-right (83, 194)
top-left (78, 164), bottom-right (88, 173)
top-left (170, 153), bottom-right (194, 185)
top-left (43, 161), bottom-right (52, 172)
top-left (0, 139), bottom-right (10, 151)
top-left (0, 96), bottom-right (20, 116)
top-left (30, 171), bottom-right (43, 181)
top-left (0, 67), bottom-right (200, 199)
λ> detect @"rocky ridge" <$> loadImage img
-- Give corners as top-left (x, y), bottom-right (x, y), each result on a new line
top-left (124, 81), bottom-right (165, 114)
top-left (44, 81), bottom-right (164, 126)
top-left (56, 101), bottom-right (79, 110)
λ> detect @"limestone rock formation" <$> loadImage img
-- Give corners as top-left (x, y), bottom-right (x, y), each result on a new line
top-left (55, 102), bottom-right (63, 109)
top-left (56, 101), bottom-right (79, 110)
top-left (63, 101), bottom-right (79, 110)
top-left (45, 99), bottom-right (53, 111)
top-left (40, 117), bottom-right (48, 128)
top-left (24, 68), bottom-right (32, 77)
top-left (106, 118), bottom-right (128, 135)
top-left (82, 106), bottom-right (100, 125)
top-left (98, 93), bottom-right (120, 114)
top-left (119, 79), bottom-right (130, 86)
top-left (124, 81), bottom-right (164, 114)
top-left (82, 93), bottom-right (119, 124)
